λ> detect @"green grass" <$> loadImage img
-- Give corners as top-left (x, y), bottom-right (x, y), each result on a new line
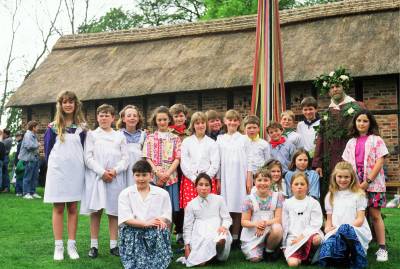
top-left (0, 188), bottom-right (398, 269)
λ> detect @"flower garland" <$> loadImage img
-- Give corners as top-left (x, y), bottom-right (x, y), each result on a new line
top-left (314, 67), bottom-right (352, 95)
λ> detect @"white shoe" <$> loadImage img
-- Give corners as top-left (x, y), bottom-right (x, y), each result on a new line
top-left (67, 244), bottom-right (80, 260)
top-left (376, 248), bottom-right (388, 262)
top-left (54, 245), bottom-right (64, 261)
top-left (23, 194), bottom-right (33, 199)
top-left (32, 193), bottom-right (42, 199)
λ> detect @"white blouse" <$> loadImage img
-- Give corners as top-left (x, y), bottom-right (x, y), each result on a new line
top-left (247, 137), bottom-right (270, 173)
top-left (118, 185), bottom-right (172, 226)
top-left (181, 135), bottom-right (220, 182)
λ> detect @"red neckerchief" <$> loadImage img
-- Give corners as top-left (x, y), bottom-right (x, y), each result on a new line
top-left (270, 136), bottom-right (286, 148)
top-left (169, 124), bottom-right (186, 134)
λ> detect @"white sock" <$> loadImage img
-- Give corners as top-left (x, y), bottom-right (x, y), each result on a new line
top-left (265, 248), bottom-right (274, 253)
top-left (90, 239), bottom-right (98, 249)
top-left (176, 233), bottom-right (183, 240)
top-left (110, 240), bottom-right (118, 249)
top-left (67, 239), bottom-right (76, 248)
top-left (55, 240), bottom-right (63, 248)
top-left (232, 234), bottom-right (239, 240)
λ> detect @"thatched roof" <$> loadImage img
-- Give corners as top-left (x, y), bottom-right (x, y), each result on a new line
top-left (8, 0), bottom-right (400, 107)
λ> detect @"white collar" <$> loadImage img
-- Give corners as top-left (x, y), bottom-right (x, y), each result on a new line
top-left (329, 95), bottom-right (356, 110)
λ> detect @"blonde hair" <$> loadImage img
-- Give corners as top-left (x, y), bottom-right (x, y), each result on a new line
top-left (188, 111), bottom-right (207, 134)
top-left (281, 110), bottom-right (295, 121)
top-left (116, 105), bottom-right (144, 130)
top-left (224, 109), bottom-right (242, 132)
top-left (290, 172), bottom-right (309, 187)
top-left (54, 91), bottom-right (86, 142)
top-left (264, 159), bottom-right (283, 191)
top-left (328, 161), bottom-right (364, 207)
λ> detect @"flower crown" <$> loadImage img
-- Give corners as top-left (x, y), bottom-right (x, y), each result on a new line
top-left (314, 67), bottom-right (352, 95)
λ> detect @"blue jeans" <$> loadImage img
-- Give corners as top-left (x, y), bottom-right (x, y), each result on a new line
top-left (0, 160), bottom-right (3, 190)
top-left (22, 160), bottom-right (39, 195)
top-left (2, 155), bottom-right (10, 190)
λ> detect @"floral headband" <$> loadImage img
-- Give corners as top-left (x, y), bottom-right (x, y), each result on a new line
top-left (314, 67), bottom-right (352, 95)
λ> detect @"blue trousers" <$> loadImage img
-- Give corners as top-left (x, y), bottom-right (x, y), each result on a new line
top-left (22, 160), bottom-right (39, 195)
top-left (2, 155), bottom-right (10, 190)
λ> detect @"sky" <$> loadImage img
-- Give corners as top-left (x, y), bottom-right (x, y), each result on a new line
top-left (0, 0), bottom-right (134, 127)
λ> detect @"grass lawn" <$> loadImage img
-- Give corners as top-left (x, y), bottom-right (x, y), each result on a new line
top-left (0, 188), bottom-right (398, 269)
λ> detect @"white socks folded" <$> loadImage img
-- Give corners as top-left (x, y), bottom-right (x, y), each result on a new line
top-left (91, 238), bottom-right (118, 249)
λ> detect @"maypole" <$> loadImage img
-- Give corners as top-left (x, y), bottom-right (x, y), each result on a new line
top-left (251, 0), bottom-right (286, 139)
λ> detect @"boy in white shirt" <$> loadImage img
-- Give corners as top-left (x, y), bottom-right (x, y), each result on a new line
top-left (296, 97), bottom-right (320, 158)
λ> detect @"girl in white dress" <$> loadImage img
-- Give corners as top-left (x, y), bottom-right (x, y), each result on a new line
top-left (182, 173), bottom-right (232, 267)
top-left (280, 110), bottom-right (304, 150)
top-left (241, 169), bottom-right (284, 262)
top-left (44, 91), bottom-right (87, 260)
top-left (80, 104), bottom-right (129, 258)
top-left (319, 161), bottom-right (372, 268)
top-left (180, 112), bottom-right (219, 208)
top-left (217, 109), bottom-right (251, 245)
top-left (116, 105), bottom-right (146, 186)
top-left (282, 172), bottom-right (323, 267)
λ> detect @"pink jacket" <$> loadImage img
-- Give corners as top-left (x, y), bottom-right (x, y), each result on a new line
top-left (342, 135), bottom-right (388, 192)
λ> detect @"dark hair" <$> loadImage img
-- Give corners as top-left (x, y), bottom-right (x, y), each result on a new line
top-left (289, 148), bottom-right (311, 171)
top-left (97, 104), bottom-right (115, 116)
top-left (132, 160), bottom-right (152, 173)
top-left (243, 115), bottom-right (260, 127)
top-left (149, 106), bottom-right (173, 128)
top-left (266, 121), bottom-right (283, 132)
top-left (169, 103), bottom-right (189, 116)
top-left (27, 121), bottom-right (39, 131)
top-left (348, 109), bottom-right (380, 138)
top-left (290, 172), bottom-right (309, 187)
top-left (300, 96), bottom-right (318, 109)
top-left (195, 172), bottom-right (212, 186)
top-left (3, 129), bottom-right (10, 137)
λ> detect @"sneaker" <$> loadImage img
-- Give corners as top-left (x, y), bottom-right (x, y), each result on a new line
top-left (110, 247), bottom-right (120, 256)
top-left (23, 194), bottom-right (33, 199)
top-left (54, 245), bottom-right (64, 261)
top-left (88, 247), bottom-right (98, 259)
top-left (16, 193), bottom-right (23, 197)
top-left (67, 244), bottom-right (80, 260)
top-left (376, 248), bottom-right (388, 262)
top-left (32, 193), bottom-right (42, 199)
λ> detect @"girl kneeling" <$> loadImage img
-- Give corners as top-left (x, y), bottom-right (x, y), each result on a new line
top-left (118, 160), bottom-right (173, 269)
top-left (282, 172), bottom-right (323, 267)
top-left (241, 169), bottom-right (284, 262)
top-left (183, 173), bottom-right (232, 267)
top-left (319, 161), bottom-right (372, 269)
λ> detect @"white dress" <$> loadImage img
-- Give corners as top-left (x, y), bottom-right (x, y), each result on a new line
top-left (180, 135), bottom-right (220, 182)
top-left (122, 130), bottom-right (146, 186)
top-left (247, 137), bottom-right (270, 174)
top-left (44, 127), bottom-right (85, 203)
top-left (80, 128), bottom-right (129, 216)
top-left (240, 192), bottom-right (281, 259)
top-left (183, 194), bottom-right (232, 267)
top-left (217, 132), bottom-right (250, 213)
top-left (282, 196), bottom-right (324, 259)
top-left (324, 190), bottom-right (372, 252)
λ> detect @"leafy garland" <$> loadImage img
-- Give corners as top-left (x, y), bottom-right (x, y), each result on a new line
top-left (314, 66), bottom-right (352, 95)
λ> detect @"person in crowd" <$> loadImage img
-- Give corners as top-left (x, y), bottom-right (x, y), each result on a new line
top-left (241, 169), bottom-right (283, 262)
top-left (280, 111), bottom-right (304, 150)
top-left (1, 129), bottom-right (12, 192)
top-left (205, 110), bottom-right (224, 141)
top-left (342, 109), bottom-right (389, 262)
top-left (117, 105), bottom-right (146, 186)
top-left (282, 172), bottom-right (323, 267)
top-left (182, 173), bottom-right (232, 267)
top-left (118, 160), bottom-right (172, 269)
top-left (319, 161), bottom-right (372, 268)
top-left (80, 104), bottom-right (129, 258)
top-left (43, 90), bottom-right (87, 260)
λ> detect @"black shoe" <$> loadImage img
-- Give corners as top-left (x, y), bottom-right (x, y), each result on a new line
top-left (176, 237), bottom-right (184, 246)
top-left (88, 247), bottom-right (98, 259)
top-left (110, 247), bottom-right (120, 256)
top-left (264, 249), bottom-right (281, 262)
top-left (231, 239), bottom-right (240, 250)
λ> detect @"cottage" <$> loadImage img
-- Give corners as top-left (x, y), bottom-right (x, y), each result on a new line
top-left (7, 0), bottom-right (400, 188)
